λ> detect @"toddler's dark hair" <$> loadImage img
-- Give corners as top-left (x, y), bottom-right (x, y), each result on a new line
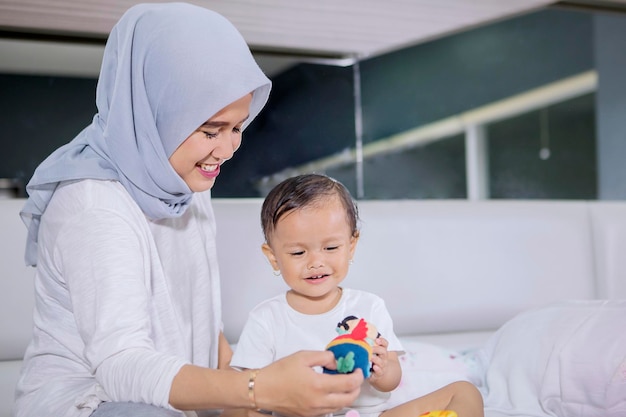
top-left (261, 174), bottom-right (359, 243)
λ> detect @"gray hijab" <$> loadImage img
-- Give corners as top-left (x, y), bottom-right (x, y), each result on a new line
top-left (20, 2), bottom-right (271, 266)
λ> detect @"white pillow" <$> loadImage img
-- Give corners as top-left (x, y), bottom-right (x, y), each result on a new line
top-left (480, 300), bottom-right (626, 417)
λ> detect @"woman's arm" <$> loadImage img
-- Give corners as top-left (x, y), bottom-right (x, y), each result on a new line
top-left (170, 350), bottom-right (363, 417)
top-left (218, 332), bottom-right (233, 370)
top-left (58, 206), bottom-right (188, 407)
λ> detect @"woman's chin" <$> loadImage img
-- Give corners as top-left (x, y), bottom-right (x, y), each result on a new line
top-left (188, 178), bottom-right (216, 193)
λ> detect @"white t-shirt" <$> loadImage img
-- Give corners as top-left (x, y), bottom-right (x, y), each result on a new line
top-left (14, 179), bottom-right (222, 417)
top-left (231, 288), bottom-right (404, 414)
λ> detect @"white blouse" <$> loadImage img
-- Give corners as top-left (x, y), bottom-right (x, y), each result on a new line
top-left (14, 179), bottom-right (222, 417)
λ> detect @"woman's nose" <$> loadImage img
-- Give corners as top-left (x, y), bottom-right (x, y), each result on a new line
top-left (214, 134), bottom-right (241, 161)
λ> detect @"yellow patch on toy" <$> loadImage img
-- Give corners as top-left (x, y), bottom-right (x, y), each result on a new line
top-left (419, 411), bottom-right (458, 417)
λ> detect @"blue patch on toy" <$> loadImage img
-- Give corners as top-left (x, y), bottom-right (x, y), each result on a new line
top-left (324, 340), bottom-right (371, 378)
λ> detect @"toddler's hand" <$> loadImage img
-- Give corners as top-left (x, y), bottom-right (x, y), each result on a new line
top-left (368, 337), bottom-right (389, 380)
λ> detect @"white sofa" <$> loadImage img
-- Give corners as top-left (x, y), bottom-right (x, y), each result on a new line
top-left (1, 198), bottom-right (625, 417)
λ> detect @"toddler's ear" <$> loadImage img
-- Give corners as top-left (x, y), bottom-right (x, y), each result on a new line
top-left (349, 232), bottom-right (360, 258)
top-left (261, 243), bottom-right (280, 272)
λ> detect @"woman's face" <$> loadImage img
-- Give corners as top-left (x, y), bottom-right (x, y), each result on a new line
top-left (169, 93), bottom-right (252, 192)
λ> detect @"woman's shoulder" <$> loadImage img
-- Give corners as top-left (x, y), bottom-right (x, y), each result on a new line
top-left (47, 179), bottom-right (143, 220)
top-left (63, 177), bottom-right (128, 192)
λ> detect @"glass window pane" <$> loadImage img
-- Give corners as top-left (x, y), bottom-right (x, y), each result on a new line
top-left (488, 93), bottom-right (596, 199)
top-left (327, 134), bottom-right (466, 199)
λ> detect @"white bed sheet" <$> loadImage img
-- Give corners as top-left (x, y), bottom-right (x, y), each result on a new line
top-left (388, 331), bottom-right (491, 408)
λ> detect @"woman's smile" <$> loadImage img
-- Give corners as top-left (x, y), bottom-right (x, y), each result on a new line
top-left (197, 163), bottom-right (220, 179)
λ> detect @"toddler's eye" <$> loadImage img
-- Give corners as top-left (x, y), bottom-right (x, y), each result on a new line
top-left (326, 246), bottom-right (339, 251)
top-left (290, 251), bottom-right (305, 256)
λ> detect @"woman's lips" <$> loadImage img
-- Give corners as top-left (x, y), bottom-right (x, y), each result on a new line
top-left (197, 163), bottom-right (220, 179)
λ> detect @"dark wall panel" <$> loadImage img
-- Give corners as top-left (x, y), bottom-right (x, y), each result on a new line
top-left (360, 9), bottom-right (593, 142)
top-left (0, 75), bottom-right (97, 192)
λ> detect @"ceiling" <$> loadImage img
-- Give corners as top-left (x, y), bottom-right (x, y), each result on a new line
top-left (0, 0), bottom-right (559, 77)
top-left (1, 0), bottom-right (626, 77)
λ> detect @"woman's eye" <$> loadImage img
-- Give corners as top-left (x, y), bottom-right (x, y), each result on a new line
top-left (233, 127), bottom-right (242, 134)
top-left (203, 131), bottom-right (218, 139)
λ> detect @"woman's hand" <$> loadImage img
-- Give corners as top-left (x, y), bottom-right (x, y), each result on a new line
top-left (254, 350), bottom-right (363, 417)
top-left (368, 337), bottom-right (401, 392)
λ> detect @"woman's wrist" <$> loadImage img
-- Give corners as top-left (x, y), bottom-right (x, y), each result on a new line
top-left (171, 365), bottom-right (265, 410)
top-left (247, 369), bottom-right (260, 410)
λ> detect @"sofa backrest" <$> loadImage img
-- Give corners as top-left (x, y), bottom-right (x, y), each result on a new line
top-left (2, 198), bottom-right (626, 352)
top-left (589, 202), bottom-right (626, 299)
top-left (0, 199), bottom-right (35, 361)
top-left (214, 200), bottom-right (605, 341)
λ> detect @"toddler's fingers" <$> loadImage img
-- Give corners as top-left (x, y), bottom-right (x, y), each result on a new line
top-left (375, 337), bottom-right (389, 348)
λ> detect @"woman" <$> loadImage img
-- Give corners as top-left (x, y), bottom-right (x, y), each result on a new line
top-left (15, 3), bottom-right (362, 417)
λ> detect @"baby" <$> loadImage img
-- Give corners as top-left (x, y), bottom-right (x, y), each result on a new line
top-left (231, 173), bottom-right (483, 417)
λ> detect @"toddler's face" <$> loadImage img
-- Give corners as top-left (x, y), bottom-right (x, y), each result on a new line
top-left (262, 195), bottom-right (358, 310)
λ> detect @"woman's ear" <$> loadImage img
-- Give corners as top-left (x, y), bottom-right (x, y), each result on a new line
top-left (261, 242), bottom-right (280, 272)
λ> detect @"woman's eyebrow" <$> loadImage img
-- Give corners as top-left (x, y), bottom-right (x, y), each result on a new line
top-left (202, 115), bottom-right (250, 128)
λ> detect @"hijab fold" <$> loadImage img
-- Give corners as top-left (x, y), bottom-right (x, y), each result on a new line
top-left (21, 2), bottom-right (271, 266)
